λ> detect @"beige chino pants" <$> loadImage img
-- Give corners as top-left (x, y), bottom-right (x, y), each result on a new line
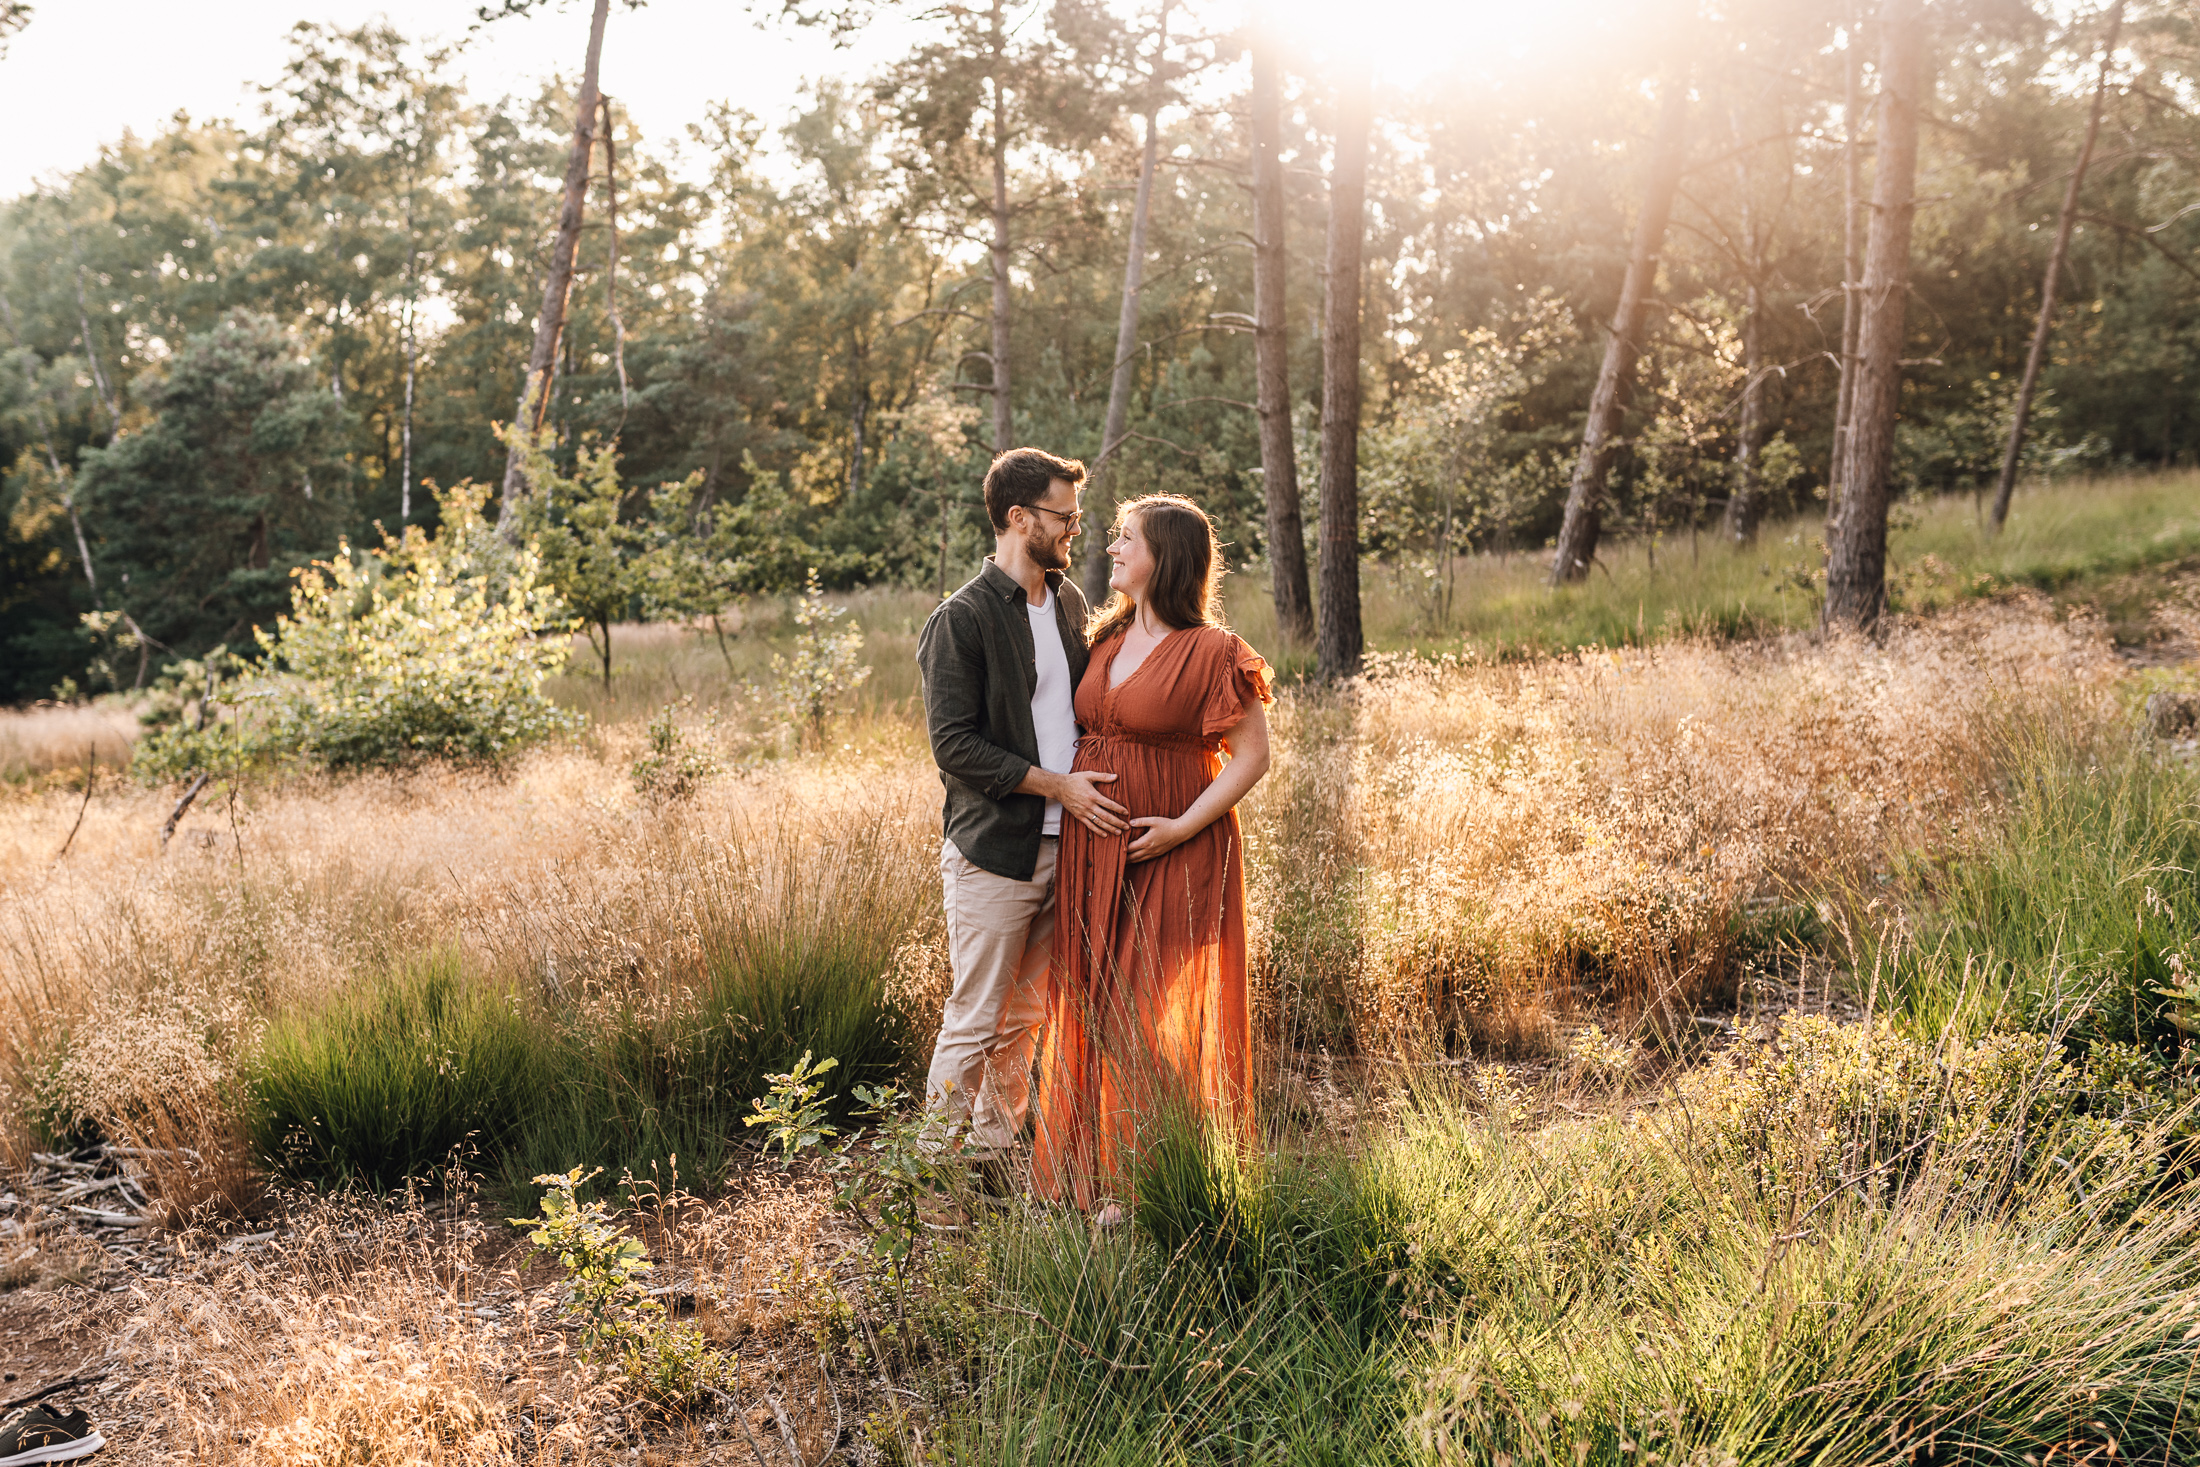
top-left (925, 836), bottom-right (1057, 1152)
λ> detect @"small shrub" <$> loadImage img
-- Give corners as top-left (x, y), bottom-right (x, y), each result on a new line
top-left (128, 645), bottom-right (263, 784)
top-left (263, 482), bottom-right (581, 769)
top-left (831, 1082), bottom-right (946, 1277)
top-left (630, 700), bottom-right (720, 802)
top-left (773, 569), bottom-right (870, 749)
top-left (510, 1167), bottom-right (732, 1407)
top-left (744, 1050), bottom-right (839, 1165)
top-left (133, 483), bottom-right (581, 783)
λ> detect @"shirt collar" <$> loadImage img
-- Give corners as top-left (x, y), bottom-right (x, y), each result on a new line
top-left (980, 556), bottom-right (1060, 604)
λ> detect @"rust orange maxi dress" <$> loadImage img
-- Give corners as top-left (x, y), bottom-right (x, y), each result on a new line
top-left (1032, 623), bottom-right (1274, 1208)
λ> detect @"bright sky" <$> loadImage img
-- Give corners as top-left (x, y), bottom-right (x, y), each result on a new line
top-left (0, 0), bottom-right (1609, 199)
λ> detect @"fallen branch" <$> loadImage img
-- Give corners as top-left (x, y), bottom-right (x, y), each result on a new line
top-left (66, 1206), bottom-right (152, 1227)
top-left (0, 1372), bottom-right (109, 1414)
top-left (159, 771), bottom-right (210, 852)
top-left (52, 1174), bottom-right (140, 1205)
top-left (54, 744), bottom-right (94, 861)
top-left (765, 1389), bottom-right (804, 1467)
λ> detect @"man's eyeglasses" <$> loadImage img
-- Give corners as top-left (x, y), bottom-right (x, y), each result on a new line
top-left (1025, 504), bottom-right (1083, 530)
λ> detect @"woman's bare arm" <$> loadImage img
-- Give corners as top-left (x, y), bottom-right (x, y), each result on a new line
top-left (1124, 700), bottom-right (1271, 863)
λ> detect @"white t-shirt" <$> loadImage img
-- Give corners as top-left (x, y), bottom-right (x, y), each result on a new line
top-left (1027, 589), bottom-right (1080, 836)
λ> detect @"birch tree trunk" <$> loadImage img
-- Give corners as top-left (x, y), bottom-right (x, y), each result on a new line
top-left (399, 140), bottom-right (419, 524)
top-left (601, 95), bottom-right (630, 424)
top-left (496, 0), bottom-right (609, 539)
top-left (64, 228), bottom-right (120, 431)
top-left (1548, 77), bottom-right (1689, 585)
top-left (1251, 27), bottom-right (1314, 646)
top-left (1316, 62), bottom-right (1371, 683)
top-left (986, 0), bottom-right (1015, 455)
top-left (1823, 0), bottom-right (1929, 633)
top-left (1830, 7), bottom-right (1865, 517)
top-left (1082, 99), bottom-right (1162, 608)
top-left (1991, 0), bottom-right (2122, 532)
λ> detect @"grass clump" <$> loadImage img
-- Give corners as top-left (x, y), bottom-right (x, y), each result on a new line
top-left (943, 1019), bottom-right (2200, 1466)
top-left (248, 867), bottom-right (926, 1195)
top-left (1889, 707), bottom-right (2200, 1049)
top-left (248, 951), bottom-right (545, 1185)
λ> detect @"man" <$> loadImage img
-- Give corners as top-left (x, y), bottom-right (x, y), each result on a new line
top-left (917, 447), bottom-right (1129, 1160)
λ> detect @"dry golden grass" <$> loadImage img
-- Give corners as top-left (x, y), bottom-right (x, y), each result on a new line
top-left (0, 702), bottom-right (139, 784)
top-left (0, 741), bottom-right (939, 1185)
top-left (95, 1170), bottom-right (863, 1466)
top-left (1245, 596), bottom-right (2125, 1057)
top-left (0, 593), bottom-right (2138, 1157)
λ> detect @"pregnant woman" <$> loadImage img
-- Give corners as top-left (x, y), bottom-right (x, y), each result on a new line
top-left (1032, 494), bottom-right (1273, 1218)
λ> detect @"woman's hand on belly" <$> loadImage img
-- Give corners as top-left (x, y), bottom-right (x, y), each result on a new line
top-left (1124, 813), bottom-right (1194, 863)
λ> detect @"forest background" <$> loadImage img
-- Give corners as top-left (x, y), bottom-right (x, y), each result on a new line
top-left (2, 0), bottom-right (2196, 699)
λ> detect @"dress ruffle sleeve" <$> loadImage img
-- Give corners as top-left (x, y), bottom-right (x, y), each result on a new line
top-left (1201, 631), bottom-right (1276, 738)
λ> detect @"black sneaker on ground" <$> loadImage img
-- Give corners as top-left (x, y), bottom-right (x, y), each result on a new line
top-left (0, 1405), bottom-right (105, 1464)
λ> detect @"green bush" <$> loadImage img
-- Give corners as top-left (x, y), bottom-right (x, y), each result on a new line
top-left (132, 481), bottom-right (579, 782)
top-left (263, 482), bottom-right (581, 769)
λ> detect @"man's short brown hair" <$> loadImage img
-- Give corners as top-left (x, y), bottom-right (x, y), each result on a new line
top-left (983, 447), bottom-right (1086, 531)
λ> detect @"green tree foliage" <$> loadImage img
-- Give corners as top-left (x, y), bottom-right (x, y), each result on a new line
top-left (76, 311), bottom-right (352, 659)
top-left (508, 422), bottom-right (706, 688)
top-left (7, 2), bottom-right (2200, 698)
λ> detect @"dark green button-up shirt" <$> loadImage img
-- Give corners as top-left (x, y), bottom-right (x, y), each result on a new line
top-left (918, 558), bottom-right (1093, 881)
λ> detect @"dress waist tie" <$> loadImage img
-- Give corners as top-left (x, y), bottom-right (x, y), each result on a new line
top-left (1078, 729), bottom-right (1218, 753)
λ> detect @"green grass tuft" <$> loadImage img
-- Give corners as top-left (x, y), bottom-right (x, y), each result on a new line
top-left (1888, 707), bottom-right (2200, 1048)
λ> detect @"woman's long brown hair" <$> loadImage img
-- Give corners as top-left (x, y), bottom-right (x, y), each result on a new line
top-left (1084, 494), bottom-right (1227, 646)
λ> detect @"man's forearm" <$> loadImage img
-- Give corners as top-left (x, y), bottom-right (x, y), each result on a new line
top-left (1015, 765), bottom-right (1066, 800)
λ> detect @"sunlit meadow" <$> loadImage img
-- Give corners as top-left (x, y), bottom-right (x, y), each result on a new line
top-left (2, 478), bottom-right (2200, 1462)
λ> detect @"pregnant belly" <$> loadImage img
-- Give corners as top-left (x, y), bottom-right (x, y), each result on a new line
top-left (1072, 737), bottom-right (1216, 820)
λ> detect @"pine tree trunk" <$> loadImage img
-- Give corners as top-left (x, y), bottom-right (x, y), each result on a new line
top-left (1251, 29), bottom-right (1314, 645)
top-left (1083, 101), bottom-right (1161, 609)
top-left (1316, 62), bottom-right (1371, 684)
top-left (497, 0), bottom-right (609, 539)
top-left (1823, 0), bottom-right (1929, 633)
top-left (987, 0), bottom-right (1014, 455)
top-left (1991, 0), bottom-right (2122, 532)
top-left (1830, 8), bottom-right (1865, 517)
top-left (1548, 77), bottom-right (1689, 585)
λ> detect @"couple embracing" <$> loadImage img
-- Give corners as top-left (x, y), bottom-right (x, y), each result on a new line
top-left (917, 447), bottom-right (1274, 1224)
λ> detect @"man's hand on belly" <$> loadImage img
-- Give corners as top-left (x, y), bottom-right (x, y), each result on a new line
top-left (1018, 767), bottom-right (1129, 837)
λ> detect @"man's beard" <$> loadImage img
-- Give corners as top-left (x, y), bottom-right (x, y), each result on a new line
top-left (1027, 526), bottom-right (1070, 571)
